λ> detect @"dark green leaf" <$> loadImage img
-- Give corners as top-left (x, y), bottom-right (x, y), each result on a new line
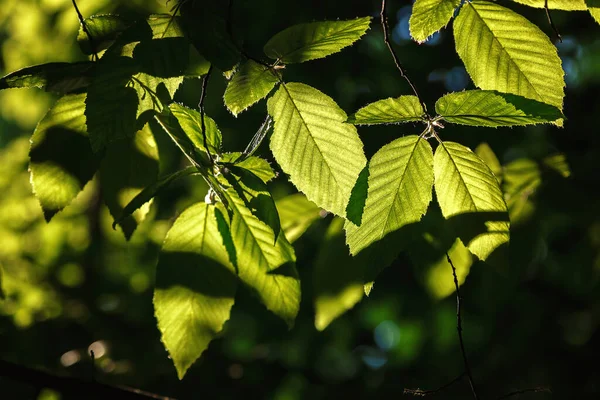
top-left (154, 202), bottom-right (237, 379)
top-left (100, 125), bottom-right (159, 239)
top-left (77, 14), bottom-right (131, 55)
top-left (30, 94), bottom-right (101, 221)
top-left (345, 165), bottom-right (369, 226)
top-left (0, 62), bottom-right (94, 93)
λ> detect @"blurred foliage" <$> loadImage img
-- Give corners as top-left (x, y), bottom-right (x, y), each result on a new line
top-left (1, 1), bottom-right (600, 399)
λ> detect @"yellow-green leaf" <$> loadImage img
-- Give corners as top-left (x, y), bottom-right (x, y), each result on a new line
top-left (511, 0), bottom-right (587, 10)
top-left (348, 96), bottom-right (425, 125)
top-left (276, 194), bottom-right (322, 243)
top-left (409, 0), bottom-right (461, 43)
top-left (454, 1), bottom-right (565, 110)
top-left (345, 136), bottom-right (434, 255)
top-left (267, 83), bottom-right (367, 217)
top-left (434, 141), bottom-right (509, 260)
top-left (154, 202), bottom-right (237, 379)
top-left (224, 60), bottom-right (279, 116)
top-left (264, 17), bottom-right (371, 64)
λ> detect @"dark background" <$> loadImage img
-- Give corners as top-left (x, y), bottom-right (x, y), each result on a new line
top-left (1, 0), bottom-right (599, 399)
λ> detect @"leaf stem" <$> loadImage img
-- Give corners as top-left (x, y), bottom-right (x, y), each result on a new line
top-left (544, 0), bottom-right (562, 43)
top-left (199, 66), bottom-right (214, 165)
top-left (446, 252), bottom-right (480, 400)
top-left (71, 0), bottom-right (98, 61)
top-left (380, 0), bottom-right (427, 114)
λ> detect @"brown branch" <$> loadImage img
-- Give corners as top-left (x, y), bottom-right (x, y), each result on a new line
top-left (71, 0), bottom-right (98, 61)
top-left (0, 359), bottom-right (175, 400)
top-left (496, 387), bottom-right (552, 400)
top-left (446, 252), bottom-right (480, 400)
top-left (544, 0), bottom-right (562, 43)
top-left (199, 66), bottom-right (214, 165)
top-left (404, 372), bottom-right (466, 397)
top-left (380, 0), bottom-right (427, 113)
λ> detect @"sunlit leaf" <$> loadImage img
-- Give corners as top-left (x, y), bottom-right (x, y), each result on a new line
top-left (77, 14), bottom-right (131, 55)
top-left (221, 183), bottom-right (300, 328)
top-left (276, 194), bottom-right (322, 243)
top-left (264, 17), bottom-right (371, 64)
top-left (0, 62), bottom-right (94, 93)
top-left (425, 238), bottom-right (473, 299)
top-left (169, 103), bottom-right (222, 156)
top-left (409, 0), bottom-right (461, 43)
top-left (503, 158), bottom-right (540, 224)
top-left (587, 0), bottom-right (600, 24)
top-left (154, 202), bottom-right (237, 379)
top-left (348, 96), bottom-right (425, 125)
top-left (512, 0), bottom-right (587, 10)
top-left (224, 60), bottom-right (279, 116)
top-left (100, 126), bottom-right (159, 239)
top-left (218, 153), bottom-right (276, 183)
top-left (434, 141), bottom-right (509, 260)
top-left (475, 142), bottom-right (502, 182)
top-left (543, 153), bottom-right (571, 177)
top-left (454, 1), bottom-right (565, 110)
top-left (345, 136), bottom-right (434, 255)
top-left (114, 167), bottom-right (198, 229)
top-left (267, 83), bottom-right (367, 217)
top-left (0, 264), bottom-right (5, 300)
top-left (30, 94), bottom-right (101, 221)
top-left (436, 90), bottom-right (563, 126)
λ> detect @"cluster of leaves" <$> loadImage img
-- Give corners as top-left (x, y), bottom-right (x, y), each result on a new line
top-left (0, 0), bottom-right (589, 379)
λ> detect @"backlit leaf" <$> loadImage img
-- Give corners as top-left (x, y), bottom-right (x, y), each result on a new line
top-left (409, 0), bottom-right (461, 43)
top-left (434, 141), bottom-right (509, 260)
top-left (475, 142), bottom-right (502, 182)
top-left (267, 83), bottom-right (367, 217)
top-left (276, 194), bottom-right (322, 243)
top-left (0, 62), bottom-right (94, 93)
top-left (512, 0), bottom-right (587, 10)
top-left (348, 96), bottom-right (425, 125)
top-left (217, 153), bottom-right (276, 184)
top-left (587, 0), bottom-right (600, 24)
top-left (454, 1), bottom-right (565, 110)
top-left (29, 94), bottom-right (101, 221)
top-left (169, 103), bottom-right (222, 156)
top-left (224, 60), bottom-right (279, 116)
top-left (436, 90), bottom-right (563, 126)
top-left (264, 17), bottom-right (371, 64)
top-left (77, 14), bottom-right (131, 55)
top-left (345, 136), bottom-right (434, 255)
top-left (154, 202), bottom-right (237, 379)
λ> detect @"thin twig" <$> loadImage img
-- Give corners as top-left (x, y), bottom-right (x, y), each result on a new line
top-left (544, 0), bottom-right (562, 43)
top-left (496, 387), bottom-right (552, 400)
top-left (446, 252), bottom-right (480, 400)
top-left (199, 66), bottom-right (214, 165)
top-left (90, 350), bottom-right (96, 382)
top-left (380, 0), bottom-right (427, 113)
top-left (404, 372), bottom-right (466, 397)
top-left (71, 0), bottom-right (98, 61)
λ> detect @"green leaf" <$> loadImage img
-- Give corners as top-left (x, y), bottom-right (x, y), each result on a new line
top-left (218, 153), bottom-right (276, 183)
top-left (221, 167), bottom-right (281, 242)
top-left (29, 94), bottom-right (101, 221)
top-left (345, 165), bottom-right (369, 225)
top-left (587, 0), bottom-right (600, 24)
top-left (409, 0), bottom-right (461, 43)
top-left (502, 158), bottom-right (540, 224)
top-left (100, 126), bottom-right (159, 239)
top-left (475, 142), bottom-right (502, 182)
top-left (267, 83), bottom-right (367, 217)
top-left (221, 184), bottom-right (300, 328)
top-left (264, 17), bottom-right (371, 64)
top-left (314, 218), bottom-right (364, 331)
top-left (179, 2), bottom-right (240, 71)
top-left (424, 238), bottom-right (473, 299)
top-left (133, 38), bottom-right (191, 78)
top-left (224, 60), bottom-right (279, 116)
top-left (276, 194), bottom-right (322, 243)
top-left (543, 153), bottom-right (570, 177)
top-left (0, 264), bottom-right (5, 300)
top-left (454, 1), bottom-right (565, 110)
top-left (169, 103), bottom-right (222, 157)
top-left (511, 0), bottom-right (587, 10)
top-left (114, 167), bottom-right (198, 229)
top-left (154, 202), bottom-right (237, 379)
top-left (436, 90), bottom-right (563, 127)
top-left (345, 136), bottom-right (434, 255)
top-left (130, 73), bottom-right (183, 126)
top-left (348, 96), bottom-right (425, 125)
top-left (77, 14), bottom-right (131, 55)
top-left (434, 141), bottom-right (510, 260)
top-left (85, 57), bottom-right (139, 152)
top-left (0, 62), bottom-right (94, 93)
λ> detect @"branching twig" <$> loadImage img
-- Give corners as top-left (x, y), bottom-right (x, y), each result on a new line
top-left (71, 0), bottom-right (98, 61)
top-left (496, 387), bottom-right (552, 400)
top-left (380, 0), bottom-right (427, 113)
top-left (544, 0), bottom-right (562, 43)
top-left (404, 372), bottom-right (466, 397)
top-left (446, 252), bottom-right (480, 400)
top-left (199, 66), bottom-right (214, 165)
